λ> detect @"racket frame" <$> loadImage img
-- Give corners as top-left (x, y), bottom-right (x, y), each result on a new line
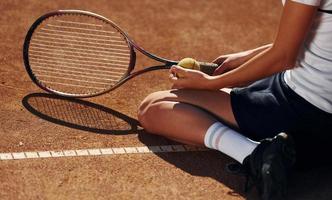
top-left (23, 10), bottom-right (215, 98)
top-left (24, 10), bottom-right (137, 98)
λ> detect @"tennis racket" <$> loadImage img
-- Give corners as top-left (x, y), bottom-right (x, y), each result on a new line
top-left (23, 10), bottom-right (218, 98)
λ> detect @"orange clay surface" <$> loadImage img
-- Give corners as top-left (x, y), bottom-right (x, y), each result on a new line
top-left (1, 0), bottom-right (331, 199)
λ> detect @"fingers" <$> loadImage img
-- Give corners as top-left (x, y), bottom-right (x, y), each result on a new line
top-left (169, 73), bottom-right (183, 89)
top-left (212, 55), bottom-right (228, 65)
top-left (212, 55), bottom-right (230, 76)
top-left (169, 65), bottom-right (188, 80)
top-left (212, 64), bottom-right (226, 76)
top-left (169, 65), bottom-right (186, 89)
top-left (169, 72), bottom-right (178, 81)
top-left (169, 65), bottom-right (186, 76)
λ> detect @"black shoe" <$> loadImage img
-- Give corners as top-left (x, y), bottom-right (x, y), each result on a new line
top-left (242, 132), bottom-right (296, 200)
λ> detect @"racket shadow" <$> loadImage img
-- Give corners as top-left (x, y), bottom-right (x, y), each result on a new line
top-left (22, 93), bottom-right (141, 135)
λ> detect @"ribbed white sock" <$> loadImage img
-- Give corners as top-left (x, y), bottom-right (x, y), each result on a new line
top-left (204, 122), bottom-right (259, 163)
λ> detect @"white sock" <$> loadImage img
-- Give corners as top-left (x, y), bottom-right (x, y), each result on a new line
top-left (204, 122), bottom-right (259, 163)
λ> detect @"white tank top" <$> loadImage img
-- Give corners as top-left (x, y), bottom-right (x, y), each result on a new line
top-left (281, 0), bottom-right (332, 113)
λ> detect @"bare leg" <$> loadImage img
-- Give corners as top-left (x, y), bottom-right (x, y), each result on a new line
top-left (140, 100), bottom-right (219, 145)
top-left (138, 90), bottom-right (297, 200)
top-left (138, 89), bottom-right (238, 145)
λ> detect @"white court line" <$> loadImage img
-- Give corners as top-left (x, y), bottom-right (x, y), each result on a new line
top-left (0, 145), bottom-right (209, 161)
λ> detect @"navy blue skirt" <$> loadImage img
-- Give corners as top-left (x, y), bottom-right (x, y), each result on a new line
top-left (230, 72), bottom-right (332, 141)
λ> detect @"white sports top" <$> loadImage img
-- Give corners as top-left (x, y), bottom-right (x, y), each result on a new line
top-left (281, 0), bottom-right (332, 113)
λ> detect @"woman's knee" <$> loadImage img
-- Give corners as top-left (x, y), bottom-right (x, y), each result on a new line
top-left (138, 90), bottom-right (171, 117)
top-left (137, 101), bottom-right (166, 133)
top-left (137, 91), bottom-right (170, 129)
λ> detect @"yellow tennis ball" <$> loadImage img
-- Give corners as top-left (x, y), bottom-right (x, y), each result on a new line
top-left (178, 58), bottom-right (200, 70)
top-left (176, 58), bottom-right (200, 78)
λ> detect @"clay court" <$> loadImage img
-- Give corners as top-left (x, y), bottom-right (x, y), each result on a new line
top-left (1, 0), bottom-right (331, 199)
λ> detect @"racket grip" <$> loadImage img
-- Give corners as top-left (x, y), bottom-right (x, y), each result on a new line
top-left (198, 62), bottom-right (219, 75)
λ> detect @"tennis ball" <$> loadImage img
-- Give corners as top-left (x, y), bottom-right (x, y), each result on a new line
top-left (176, 58), bottom-right (200, 78)
top-left (178, 58), bottom-right (200, 70)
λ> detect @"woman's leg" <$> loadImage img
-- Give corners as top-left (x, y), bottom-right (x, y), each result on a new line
top-left (139, 100), bottom-right (218, 145)
top-left (138, 89), bottom-right (259, 163)
top-left (138, 89), bottom-right (237, 145)
top-left (138, 88), bottom-right (296, 200)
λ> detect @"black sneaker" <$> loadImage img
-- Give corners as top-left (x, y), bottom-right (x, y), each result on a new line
top-left (242, 132), bottom-right (296, 200)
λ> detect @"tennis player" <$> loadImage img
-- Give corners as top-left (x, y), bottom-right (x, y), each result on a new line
top-left (138, 0), bottom-right (332, 199)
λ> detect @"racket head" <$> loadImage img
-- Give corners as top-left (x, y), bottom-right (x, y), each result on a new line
top-left (23, 10), bottom-right (136, 98)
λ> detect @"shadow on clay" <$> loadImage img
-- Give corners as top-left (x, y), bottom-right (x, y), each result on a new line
top-left (138, 132), bottom-right (253, 199)
top-left (22, 93), bottom-right (142, 135)
top-left (21, 93), bottom-right (332, 199)
top-left (139, 130), bottom-right (332, 200)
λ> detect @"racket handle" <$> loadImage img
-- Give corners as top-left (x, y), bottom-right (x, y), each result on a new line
top-left (198, 62), bottom-right (219, 75)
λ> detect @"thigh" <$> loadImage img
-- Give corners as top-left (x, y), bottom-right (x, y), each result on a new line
top-left (140, 88), bottom-right (238, 128)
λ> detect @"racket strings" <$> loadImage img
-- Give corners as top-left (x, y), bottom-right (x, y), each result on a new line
top-left (28, 14), bottom-right (131, 95)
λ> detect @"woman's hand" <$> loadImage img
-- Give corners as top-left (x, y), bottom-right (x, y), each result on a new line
top-left (212, 51), bottom-right (253, 75)
top-left (169, 65), bottom-right (214, 90)
top-left (212, 44), bottom-right (273, 76)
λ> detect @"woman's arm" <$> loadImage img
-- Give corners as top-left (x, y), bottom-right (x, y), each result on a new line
top-left (208, 1), bottom-right (318, 89)
top-left (213, 44), bottom-right (272, 75)
top-left (170, 1), bottom-right (318, 90)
